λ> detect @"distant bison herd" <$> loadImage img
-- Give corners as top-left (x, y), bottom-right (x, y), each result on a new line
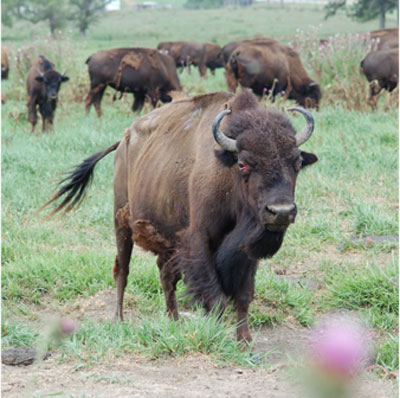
top-left (1, 27), bottom-right (396, 132)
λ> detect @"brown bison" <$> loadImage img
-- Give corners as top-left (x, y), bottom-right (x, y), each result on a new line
top-left (2, 47), bottom-right (10, 79)
top-left (361, 48), bottom-right (398, 108)
top-left (202, 42), bottom-right (225, 75)
top-left (27, 55), bottom-right (69, 133)
top-left (43, 90), bottom-right (318, 343)
top-left (85, 47), bottom-right (182, 117)
top-left (226, 41), bottom-right (321, 109)
top-left (157, 41), bottom-right (207, 76)
top-left (221, 38), bottom-right (278, 64)
top-left (370, 28), bottom-right (398, 50)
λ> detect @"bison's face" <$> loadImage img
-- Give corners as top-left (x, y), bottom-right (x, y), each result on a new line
top-left (213, 106), bottom-right (318, 232)
top-left (303, 82), bottom-right (321, 110)
top-left (36, 70), bottom-right (69, 100)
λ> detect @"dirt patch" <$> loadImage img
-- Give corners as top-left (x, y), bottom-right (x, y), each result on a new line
top-left (2, 353), bottom-right (397, 398)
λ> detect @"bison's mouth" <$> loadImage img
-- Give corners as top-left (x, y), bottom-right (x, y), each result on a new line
top-left (265, 224), bottom-right (290, 232)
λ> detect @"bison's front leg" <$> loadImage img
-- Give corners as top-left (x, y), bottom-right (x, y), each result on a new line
top-left (234, 265), bottom-right (256, 344)
top-left (27, 99), bottom-right (38, 134)
top-left (215, 244), bottom-right (257, 344)
top-left (179, 232), bottom-right (228, 314)
top-left (157, 255), bottom-right (181, 320)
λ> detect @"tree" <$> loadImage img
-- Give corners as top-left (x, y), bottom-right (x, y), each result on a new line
top-left (69, 0), bottom-right (112, 36)
top-left (18, 0), bottom-right (70, 36)
top-left (324, 0), bottom-right (398, 29)
top-left (1, 0), bottom-right (25, 27)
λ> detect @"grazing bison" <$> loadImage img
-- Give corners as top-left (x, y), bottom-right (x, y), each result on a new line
top-left (27, 55), bottom-right (69, 133)
top-left (226, 41), bottom-right (321, 109)
top-left (202, 43), bottom-right (225, 75)
top-left (361, 48), bottom-right (398, 109)
top-left (85, 48), bottom-right (182, 117)
top-left (43, 90), bottom-right (318, 343)
top-left (1, 47), bottom-right (10, 79)
top-left (157, 41), bottom-right (207, 76)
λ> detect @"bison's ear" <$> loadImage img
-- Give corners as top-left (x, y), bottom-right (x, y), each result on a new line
top-left (35, 76), bottom-right (44, 82)
top-left (61, 76), bottom-right (69, 82)
top-left (300, 151), bottom-right (318, 168)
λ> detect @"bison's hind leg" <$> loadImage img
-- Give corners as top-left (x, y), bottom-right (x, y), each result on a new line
top-left (114, 204), bottom-right (133, 321)
top-left (85, 83), bottom-right (106, 117)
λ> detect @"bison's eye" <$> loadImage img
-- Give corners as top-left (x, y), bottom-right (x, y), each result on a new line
top-left (238, 161), bottom-right (250, 174)
top-left (294, 158), bottom-right (303, 171)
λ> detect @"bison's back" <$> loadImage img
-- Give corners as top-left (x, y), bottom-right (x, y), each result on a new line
top-left (120, 92), bottom-right (234, 240)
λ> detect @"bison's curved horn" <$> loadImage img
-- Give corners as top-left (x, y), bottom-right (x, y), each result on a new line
top-left (37, 68), bottom-right (44, 77)
top-left (212, 109), bottom-right (237, 152)
top-left (287, 106), bottom-right (315, 147)
top-left (61, 69), bottom-right (67, 77)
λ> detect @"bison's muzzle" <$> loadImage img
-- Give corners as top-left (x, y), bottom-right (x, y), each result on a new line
top-left (263, 203), bottom-right (297, 231)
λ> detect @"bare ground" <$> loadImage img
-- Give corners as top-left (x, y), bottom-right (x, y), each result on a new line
top-left (2, 350), bottom-right (397, 398)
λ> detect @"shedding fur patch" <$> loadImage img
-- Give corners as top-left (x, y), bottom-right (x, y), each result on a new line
top-left (115, 53), bottom-right (143, 88)
top-left (113, 257), bottom-right (119, 280)
top-left (131, 219), bottom-right (172, 255)
top-left (116, 204), bottom-right (130, 229)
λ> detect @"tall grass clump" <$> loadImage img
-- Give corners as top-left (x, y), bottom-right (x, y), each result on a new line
top-left (321, 260), bottom-right (398, 330)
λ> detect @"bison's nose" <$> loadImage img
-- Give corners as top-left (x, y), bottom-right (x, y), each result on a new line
top-left (264, 203), bottom-right (297, 229)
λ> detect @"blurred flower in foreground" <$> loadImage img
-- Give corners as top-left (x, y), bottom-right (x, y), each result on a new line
top-left (303, 314), bottom-right (371, 398)
top-left (59, 317), bottom-right (77, 336)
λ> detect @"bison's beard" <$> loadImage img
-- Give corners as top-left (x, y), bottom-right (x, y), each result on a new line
top-left (244, 222), bottom-right (285, 259)
top-left (214, 212), bottom-right (285, 298)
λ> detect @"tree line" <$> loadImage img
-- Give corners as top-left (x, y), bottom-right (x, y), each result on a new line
top-left (2, 0), bottom-right (113, 36)
top-left (2, 0), bottom-right (398, 35)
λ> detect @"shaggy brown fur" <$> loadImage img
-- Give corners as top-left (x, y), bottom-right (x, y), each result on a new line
top-left (43, 90), bottom-right (318, 343)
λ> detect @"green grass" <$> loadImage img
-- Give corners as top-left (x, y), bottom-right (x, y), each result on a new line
top-left (2, 3), bottom-right (398, 374)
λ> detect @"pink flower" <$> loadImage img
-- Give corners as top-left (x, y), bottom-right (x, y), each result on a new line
top-left (309, 315), bottom-right (369, 377)
top-left (59, 317), bottom-right (77, 336)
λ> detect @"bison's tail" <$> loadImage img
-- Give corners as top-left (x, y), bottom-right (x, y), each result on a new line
top-left (39, 141), bottom-right (120, 216)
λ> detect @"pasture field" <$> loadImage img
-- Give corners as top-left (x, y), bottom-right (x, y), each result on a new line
top-left (2, 4), bottom-right (399, 397)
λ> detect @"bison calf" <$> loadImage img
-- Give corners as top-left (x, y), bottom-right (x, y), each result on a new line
top-left (26, 55), bottom-right (69, 134)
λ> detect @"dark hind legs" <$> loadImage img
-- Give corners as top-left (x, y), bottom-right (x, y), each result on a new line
top-left (113, 205), bottom-right (133, 321)
top-left (157, 254), bottom-right (181, 321)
